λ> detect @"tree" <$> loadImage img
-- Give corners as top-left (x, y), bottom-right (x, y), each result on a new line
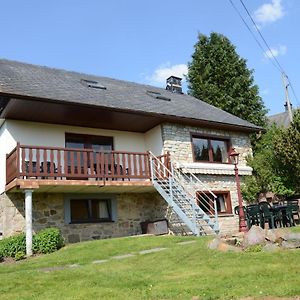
top-left (241, 124), bottom-right (294, 203)
top-left (187, 32), bottom-right (267, 127)
top-left (273, 110), bottom-right (300, 193)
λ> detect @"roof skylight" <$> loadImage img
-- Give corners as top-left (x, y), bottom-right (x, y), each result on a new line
top-left (146, 90), bottom-right (171, 101)
top-left (80, 79), bottom-right (106, 90)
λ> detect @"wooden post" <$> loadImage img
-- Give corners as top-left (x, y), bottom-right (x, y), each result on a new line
top-left (25, 189), bottom-right (33, 256)
top-left (16, 142), bottom-right (20, 178)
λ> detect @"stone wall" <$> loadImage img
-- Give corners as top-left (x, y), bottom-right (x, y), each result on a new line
top-left (0, 192), bottom-right (167, 243)
top-left (160, 123), bottom-right (249, 235)
top-left (0, 188), bottom-right (238, 241)
top-left (0, 192), bottom-right (24, 238)
top-left (197, 174), bottom-right (240, 235)
top-left (161, 123), bottom-right (252, 166)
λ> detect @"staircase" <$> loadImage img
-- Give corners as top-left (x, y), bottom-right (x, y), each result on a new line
top-left (149, 152), bottom-right (219, 236)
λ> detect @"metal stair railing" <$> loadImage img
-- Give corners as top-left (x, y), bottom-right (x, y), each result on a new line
top-left (172, 161), bottom-right (219, 229)
top-left (149, 153), bottom-right (199, 235)
top-left (149, 151), bottom-right (219, 235)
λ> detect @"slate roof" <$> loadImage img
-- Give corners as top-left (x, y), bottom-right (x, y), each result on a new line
top-left (0, 59), bottom-right (261, 131)
top-left (268, 111), bottom-right (291, 128)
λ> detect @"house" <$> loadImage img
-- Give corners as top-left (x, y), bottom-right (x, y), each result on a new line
top-left (268, 103), bottom-right (294, 128)
top-left (0, 59), bottom-right (260, 255)
top-left (268, 110), bottom-right (291, 128)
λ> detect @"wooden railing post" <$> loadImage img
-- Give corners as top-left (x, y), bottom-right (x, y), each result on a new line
top-left (16, 142), bottom-right (20, 178)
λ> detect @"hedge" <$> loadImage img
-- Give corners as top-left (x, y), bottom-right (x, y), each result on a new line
top-left (0, 248), bottom-right (3, 262)
top-left (33, 228), bottom-right (64, 254)
top-left (0, 233), bottom-right (26, 258)
top-left (0, 227), bottom-right (64, 260)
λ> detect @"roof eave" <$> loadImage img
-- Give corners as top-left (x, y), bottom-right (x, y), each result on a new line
top-left (0, 92), bottom-right (262, 133)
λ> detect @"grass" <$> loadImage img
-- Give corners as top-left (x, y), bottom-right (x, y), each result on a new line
top-left (1, 228), bottom-right (300, 300)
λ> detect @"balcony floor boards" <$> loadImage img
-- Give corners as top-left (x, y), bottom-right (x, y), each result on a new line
top-left (5, 178), bottom-right (154, 194)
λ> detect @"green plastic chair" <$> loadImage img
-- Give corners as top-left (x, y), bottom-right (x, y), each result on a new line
top-left (234, 205), bottom-right (250, 228)
top-left (246, 204), bottom-right (261, 228)
top-left (259, 202), bottom-right (276, 229)
top-left (286, 200), bottom-right (300, 226)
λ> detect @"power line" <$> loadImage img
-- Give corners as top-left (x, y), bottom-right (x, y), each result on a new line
top-left (287, 75), bottom-right (300, 106)
top-left (239, 0), bottom-right (300, 107)
top-left (229, 0), bottom-right (299, 107)
top-left (228, 0), bottom-right (282, 73)
top-left (239, 0), bottom-right (286, 73)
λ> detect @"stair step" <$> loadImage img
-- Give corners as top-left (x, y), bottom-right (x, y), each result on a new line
top-left (152, 167), bottom-right (219, 236)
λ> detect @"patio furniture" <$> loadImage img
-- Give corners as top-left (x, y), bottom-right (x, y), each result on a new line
top-left (234, 205), bottom-right (247, 216)
top-left (40, 161), bottom-right (57, 174)
top-left (245, 204), bottom-right (261, 228)
top-left (93, 163), bottom-right (128, 181)
top-left (234, 205), bottom-right (250, 228)
top-left (270, 204), bottom-right (286, 227)
top-left (25, 161), bottom-right (37, 174)
top-left (286, 200), bottom-right (300, 226)
top-left (259, 202), bottom-right (277, 229)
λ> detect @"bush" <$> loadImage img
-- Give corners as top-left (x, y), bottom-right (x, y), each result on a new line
top-left (0, 248), bottom-right (3, 262)
top-left (244, 244), bottom-right (263, 253)
top-left (0, 228), bottom-right (64, 261)
top-left (33, 228), bottom-right (64, 254)
top-left (15, 251), bottom-right (26, 261)
top-left (0, 233), bottom-right (26, 258)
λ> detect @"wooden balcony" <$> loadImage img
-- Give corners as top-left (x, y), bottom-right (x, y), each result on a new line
top-left (5, 143), bottom-right (170, 193)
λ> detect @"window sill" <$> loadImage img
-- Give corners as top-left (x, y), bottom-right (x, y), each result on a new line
top-left (178, 162), bottom-right (252, 175)
top-left (69, 220), bottom-right (114, 224)
top-left (217, 214), bottom-right (234, 218)
top-left (206, 214), bottom-right (234, 217)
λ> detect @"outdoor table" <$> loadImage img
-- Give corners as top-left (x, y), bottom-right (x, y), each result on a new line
top-left (271, 205), bottom-right (288, 227)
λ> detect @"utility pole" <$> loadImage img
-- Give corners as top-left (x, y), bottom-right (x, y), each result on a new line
top-left (282, 72), bottom-right (293, 123)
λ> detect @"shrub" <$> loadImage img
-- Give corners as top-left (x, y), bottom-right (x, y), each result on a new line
top-left (244, 244), bottom-right (263, 253)
top-left (0, 233), bottom-right (26, 258)
top-left (33, 228), bottom-right (64, 254)
top-left (0, 248), bottom-right (3, 262)
top-left (0, 227), bottom-right (64, 260)
top-left (15, 251), bottom-right (26, 261)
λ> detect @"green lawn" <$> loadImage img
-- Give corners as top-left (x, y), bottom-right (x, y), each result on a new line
top-left (1, 228), bottom-right (300, 300)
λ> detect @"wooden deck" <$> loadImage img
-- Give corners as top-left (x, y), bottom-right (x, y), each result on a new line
top-left (6, 143), bottom-right (170, 192)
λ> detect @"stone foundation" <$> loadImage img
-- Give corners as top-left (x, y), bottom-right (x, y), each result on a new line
top-left (0, 192), bottom-right (167, 243)
top-left (0, 192), bottom-right (24, 237)
top-left (0, 188), bottom-right (240, 242)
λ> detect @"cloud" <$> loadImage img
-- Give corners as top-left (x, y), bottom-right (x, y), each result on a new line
top-left (260, 88), bottom-right (269, 96)
top-left (146, 63), bottom-right (188, 86)
top-left (264, 45), bottom-right (287, 58)
top-left (254, 0), bottom-right (285, 25)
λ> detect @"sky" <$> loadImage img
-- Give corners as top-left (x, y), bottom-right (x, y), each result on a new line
top-left (0, 0), bottom-right (299, 116)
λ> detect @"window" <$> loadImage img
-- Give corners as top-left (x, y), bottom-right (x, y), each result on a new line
top-left (80, 79), bottom-right (106, 90)
top-left (65, 133), bottom-right (113, 152)
top-left (64, 195), bottom-right (117, 224)
top-left (65, 133), bottom-right (114, 172)
top-left (191, 135), bottom-right (229, 163)
top-left (146, 90), bottom-right (171, 101)
top-left (196, 191), bottom-right (232, 215)
top-left (70, 199), bottom-right (112, 223)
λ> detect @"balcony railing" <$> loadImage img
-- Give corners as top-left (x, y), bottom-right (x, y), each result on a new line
top-left (6, 143), bottom-right (169, 184)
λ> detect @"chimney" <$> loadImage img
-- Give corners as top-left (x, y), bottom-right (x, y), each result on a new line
top-left (166, 76), bottom-right (183, 94)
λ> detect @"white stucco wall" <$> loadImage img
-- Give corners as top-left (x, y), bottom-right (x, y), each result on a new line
top-left (4, 120), bottom-right (148, 152)
top-left (144, 125), bottom-right (163, 156)
top-left (0, 120), bottom-right (165, 193)
top-left (0, 122), bottom-right (17, 193)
